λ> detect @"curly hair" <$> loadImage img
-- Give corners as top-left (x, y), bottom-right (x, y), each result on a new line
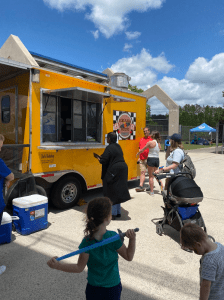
top-left (84, 197), bottom-right (112, 240)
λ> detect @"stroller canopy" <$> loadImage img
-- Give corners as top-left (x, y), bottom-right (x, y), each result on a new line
top-left (170, 176), bottom-right (203, 200)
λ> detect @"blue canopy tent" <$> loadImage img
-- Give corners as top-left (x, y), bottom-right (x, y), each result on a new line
top-left (189, 123), bottom-right (216, 144)
top-left (190, 123), bottom-right (216, 133)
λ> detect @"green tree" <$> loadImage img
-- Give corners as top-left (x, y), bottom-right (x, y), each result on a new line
top-left (179, 104), bottom-right (224, 127)
top-left (128, 84), bottom-right (155, 124)
top-left (128, 84), bottom-right (144, 93)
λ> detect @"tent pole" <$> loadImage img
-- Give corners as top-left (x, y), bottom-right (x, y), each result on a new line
top-left (216, 123), bottom-right (219, 154)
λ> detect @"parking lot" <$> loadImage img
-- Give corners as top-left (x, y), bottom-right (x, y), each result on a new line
top-left (1, 146), bottom-right (224, 300)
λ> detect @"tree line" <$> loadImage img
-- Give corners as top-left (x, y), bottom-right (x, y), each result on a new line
top-left (128, 84), bottom-right (224, 127)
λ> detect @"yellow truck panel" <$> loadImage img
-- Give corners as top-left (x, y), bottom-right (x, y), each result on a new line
top-left (0, 38), bottom-right (146, 209)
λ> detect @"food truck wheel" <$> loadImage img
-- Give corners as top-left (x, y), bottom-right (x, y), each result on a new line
top-left (51, 177), bottom-right (81, 209)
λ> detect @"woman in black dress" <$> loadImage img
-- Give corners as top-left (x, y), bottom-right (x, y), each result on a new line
top-left (94, 132), bottom-right (131, 220)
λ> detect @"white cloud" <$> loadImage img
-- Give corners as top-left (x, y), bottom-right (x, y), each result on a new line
top-left (91, 29), bottom-right (99, 39)
top-left (123, 43), bottom-right (133, 52)
top-left (125, 31), bottom-right (141, 40)
top-left (43, 0), bottom-right (165, 38)
top-left (186, 53), bottom-right (224, 85)
top-left (111, 48), bottom-right (174, 90)
top-left (153, 53), bottom-right (224, 113)
top-left (110, 50), bottom-right (224, 114)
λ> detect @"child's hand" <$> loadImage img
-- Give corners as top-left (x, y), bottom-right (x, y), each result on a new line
top-left (47, 257), bottom-right (59, 269)
top-left (125, 229), bottom-right (136, 240)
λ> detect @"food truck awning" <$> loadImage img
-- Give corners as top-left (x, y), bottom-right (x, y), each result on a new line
top-left (43, 87), bottom-right (136, 103)
top-left (0, 57), bottom-right (31, 83)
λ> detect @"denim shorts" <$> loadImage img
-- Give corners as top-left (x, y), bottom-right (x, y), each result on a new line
top-left (147, 157), bottom-right (159, 168)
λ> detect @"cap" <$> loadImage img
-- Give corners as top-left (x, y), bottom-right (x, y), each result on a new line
top-left (169, 133), bottom-right (182, 142)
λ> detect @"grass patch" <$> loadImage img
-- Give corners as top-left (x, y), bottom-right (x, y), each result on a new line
top-left (160, 143), bottom-right (222, 151)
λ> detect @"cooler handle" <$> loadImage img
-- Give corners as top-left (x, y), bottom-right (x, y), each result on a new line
top-left (11, 216), bottom-right (20, 221)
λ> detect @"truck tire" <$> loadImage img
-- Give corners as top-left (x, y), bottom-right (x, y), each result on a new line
top-left (51, 176), bottom-right (81, 209)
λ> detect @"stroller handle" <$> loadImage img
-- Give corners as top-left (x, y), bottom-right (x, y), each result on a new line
top-left (153, 172), bottom-right (193, 180)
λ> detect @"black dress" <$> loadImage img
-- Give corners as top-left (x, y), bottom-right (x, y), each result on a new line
top-left (99, 143), bottom-right (131, 205)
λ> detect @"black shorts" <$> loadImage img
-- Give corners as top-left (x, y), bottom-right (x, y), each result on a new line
top-left (147, 157), bottom-right (159, 168)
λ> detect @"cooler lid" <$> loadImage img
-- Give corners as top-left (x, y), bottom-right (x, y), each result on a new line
top-left (1, 212), bottom-right (12, 225)
top-left (12, 194), bottom-right (48, 208)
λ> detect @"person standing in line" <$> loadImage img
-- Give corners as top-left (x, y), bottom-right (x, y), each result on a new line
top-left (47, 197), bottom-right (136, 300)
top-left (0, 134), bottom-right (14, 275)
top-left (135, 127), bottom-right (152, 192)
top-left (136, 131), bottom-right (162, 196)
top-left (93, 132), bottom-right (131, 220)
top-left (180, 223), bottom-right (224, 300)
top-left (154, 133), bottom-right (184, 190)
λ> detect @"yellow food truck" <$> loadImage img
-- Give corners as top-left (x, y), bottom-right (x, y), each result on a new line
top-left (0, 35), bottom-right (147, 209)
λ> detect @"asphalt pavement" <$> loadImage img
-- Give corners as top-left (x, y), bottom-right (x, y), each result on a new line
top-left (1, 146), bottom-right (224, 300)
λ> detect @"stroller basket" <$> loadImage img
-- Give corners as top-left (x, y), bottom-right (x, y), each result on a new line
top-left (169, 176), bottom-right (203, 205)
top-left (178, 205), bottom-right (199, 220)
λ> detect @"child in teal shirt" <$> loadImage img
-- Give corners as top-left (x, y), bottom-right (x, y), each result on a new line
top-left (47, 197), bottom-right (136, 299)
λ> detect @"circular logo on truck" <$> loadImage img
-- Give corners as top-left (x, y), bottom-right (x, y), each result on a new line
top-left (117, 113), bottom-right (133, 139)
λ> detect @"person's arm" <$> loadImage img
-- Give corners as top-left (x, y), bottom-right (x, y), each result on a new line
top-left (99, 146), bottom-right (111, 165)
top-left (47, 252), bottom-right (89, 273)
top-left (158, 142), bottom-right (162, 150)
top-left (154, 162), bottom-right (179, 174)
top-left (162, 162), bottom-right (179, 172)
top-left (200, 279), bottom-right (211, 300)
top-left (117, 229), bottom-right (136, 261)
top-left (136, 141), bottom-right (156, 157)
top-left (5, 172), bottom-right (14, 188)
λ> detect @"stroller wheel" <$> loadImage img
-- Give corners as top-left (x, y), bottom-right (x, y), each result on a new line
top-left (156, 224), bottom-right (163, 236)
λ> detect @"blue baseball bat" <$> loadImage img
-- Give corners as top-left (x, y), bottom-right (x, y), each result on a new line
top-left (56, 228), bottom-right (139, 261)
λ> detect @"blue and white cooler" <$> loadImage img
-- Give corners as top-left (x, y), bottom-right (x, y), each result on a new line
top-left (12, 194), bottom-right (48, 235)
top-left (0, 212), bottom-right (19, 244)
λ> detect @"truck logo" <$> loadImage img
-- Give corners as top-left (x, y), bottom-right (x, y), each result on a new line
top-left (113, 112), bottom-right (136, 139)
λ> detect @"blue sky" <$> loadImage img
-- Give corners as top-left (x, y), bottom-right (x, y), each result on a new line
top-left (1, 0), bottom-right (224, 114)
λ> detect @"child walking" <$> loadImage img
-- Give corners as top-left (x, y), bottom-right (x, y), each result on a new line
top-left (47, 197), bottom-right (136, 300)
top-left (180, 223), bottom-right (224, 300)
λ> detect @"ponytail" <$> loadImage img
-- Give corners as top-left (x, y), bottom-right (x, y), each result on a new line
top-left (84, 197), bottom-right (112, 240)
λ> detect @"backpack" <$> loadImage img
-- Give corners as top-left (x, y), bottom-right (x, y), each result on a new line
top-left (181, 151), bottom-right (196, 179)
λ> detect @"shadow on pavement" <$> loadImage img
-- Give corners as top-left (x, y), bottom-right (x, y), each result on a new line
top-left (0, 238), bottom-right (198, 300)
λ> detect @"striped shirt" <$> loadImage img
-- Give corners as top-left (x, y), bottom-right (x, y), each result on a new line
top-left (200, 242), bottom-right (224, 299)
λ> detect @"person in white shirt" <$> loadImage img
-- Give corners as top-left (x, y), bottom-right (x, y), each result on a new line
top-left (136, 131), bottom-right (162, 196)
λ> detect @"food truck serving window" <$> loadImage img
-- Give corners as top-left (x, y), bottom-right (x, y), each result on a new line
top-left (42, 90), bottom-right (104, 144)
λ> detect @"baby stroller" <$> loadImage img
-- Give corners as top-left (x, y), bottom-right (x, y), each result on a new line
top-left (153, 172), bottom-right (207, 236)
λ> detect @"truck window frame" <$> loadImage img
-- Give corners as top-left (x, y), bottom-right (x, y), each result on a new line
top-left (41, 93), bottom-right (103, 145)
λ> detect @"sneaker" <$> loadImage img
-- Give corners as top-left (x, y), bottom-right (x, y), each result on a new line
top-left (149, 192), bottom-right (154, 197)
top-left (112, 215), bottom-right (116, 220)
top-left (116, 214), bottom-right (121, 218)
top-left (0, 265), bottom-right (6, 275)
top-left (135, 186), bottom-right (145, 192)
